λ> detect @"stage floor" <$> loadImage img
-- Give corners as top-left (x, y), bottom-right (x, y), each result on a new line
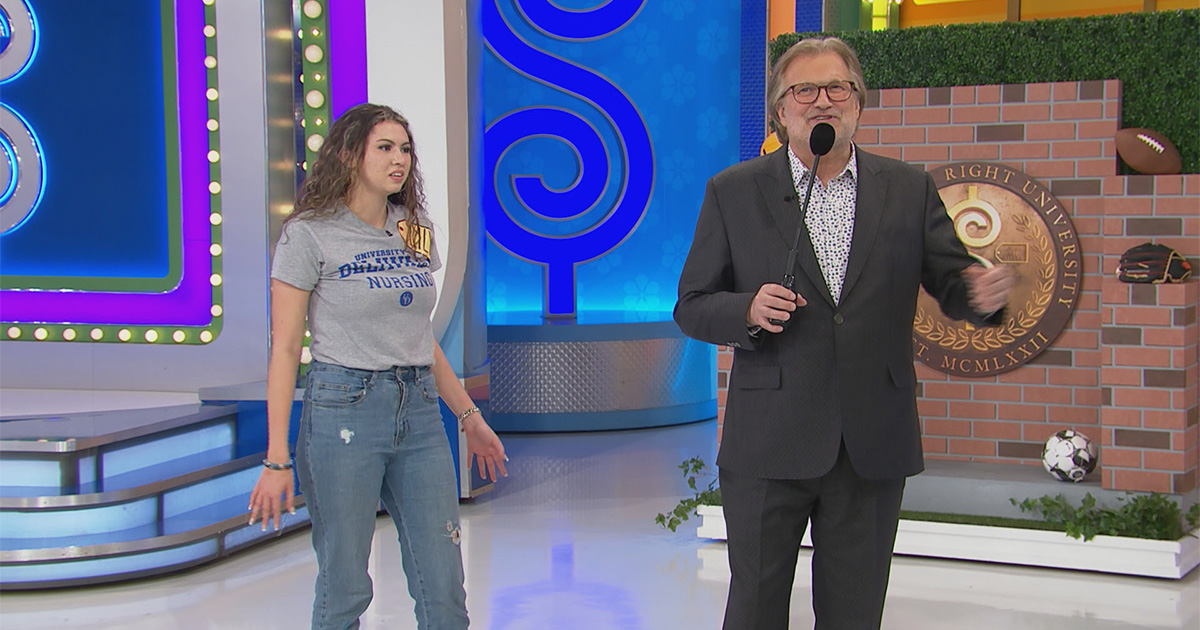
top-left (0, 389), bottom-right (200, 418)
top-left (1, 418), bottom-right (1196, 629)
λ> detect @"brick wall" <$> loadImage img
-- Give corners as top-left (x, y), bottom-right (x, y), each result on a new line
top-left (714, 80), bottom-right (1199, 494)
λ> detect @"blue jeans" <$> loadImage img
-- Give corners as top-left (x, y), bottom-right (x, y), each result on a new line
top-left (296, 361), bottom-right (468, 630)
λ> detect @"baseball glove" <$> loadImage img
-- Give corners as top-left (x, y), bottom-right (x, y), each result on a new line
top-left (1116, 242), bottom-right (1192, 283)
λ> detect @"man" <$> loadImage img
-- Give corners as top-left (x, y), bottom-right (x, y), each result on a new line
top-left (674, 37), bottom-right (1013, 629)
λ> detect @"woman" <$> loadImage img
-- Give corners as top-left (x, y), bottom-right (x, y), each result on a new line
top-left (248, 103), bottom-right (506, 630)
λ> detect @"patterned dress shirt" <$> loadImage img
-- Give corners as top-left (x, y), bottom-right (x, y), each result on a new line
top-left (787, 144), bottom-right (859, 304)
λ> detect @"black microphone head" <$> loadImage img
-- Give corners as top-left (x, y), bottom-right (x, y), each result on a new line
top-left (810, 123), bottom-right (836, 156)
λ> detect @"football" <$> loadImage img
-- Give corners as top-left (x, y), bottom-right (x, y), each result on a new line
top-left (1114, 127), bottom-right (1182, 175)
top-left (1042, 430), bottom-right (1098, 482)
top-left (760, 130), bottom-right (783, 155)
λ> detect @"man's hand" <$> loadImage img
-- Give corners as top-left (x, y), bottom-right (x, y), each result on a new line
top-left (962, 264), bottom-right (1015, 315)
top-left (747, 283), bottom-right (807, 333)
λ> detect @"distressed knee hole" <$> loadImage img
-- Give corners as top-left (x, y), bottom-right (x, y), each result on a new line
top-left (446, 520), bottom-right (461, 545)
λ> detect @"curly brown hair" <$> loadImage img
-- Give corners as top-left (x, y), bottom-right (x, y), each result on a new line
top-left (286, 103), bottom-right (428, 224)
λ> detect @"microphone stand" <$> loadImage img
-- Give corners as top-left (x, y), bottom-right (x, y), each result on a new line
top-left (768, 157), bottom-right (822, 328)
top-left (781, 153), bottom-right (823, 293)
top-left (770, 123), bottom-right (836, 329)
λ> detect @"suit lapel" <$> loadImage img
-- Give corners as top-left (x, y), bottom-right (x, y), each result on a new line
top-left (756, 148), bottom-right (833, 307)
top-left (758, 149), bottom-right (799, 248)
top-left (841, 150), bottom-right (887, 302)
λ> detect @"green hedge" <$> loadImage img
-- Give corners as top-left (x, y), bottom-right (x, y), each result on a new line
top-left (772, 10), bottom-right (1199, 173)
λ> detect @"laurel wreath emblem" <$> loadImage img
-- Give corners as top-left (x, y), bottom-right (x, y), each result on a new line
top-left (914, 213), bottom-right (1056, 352)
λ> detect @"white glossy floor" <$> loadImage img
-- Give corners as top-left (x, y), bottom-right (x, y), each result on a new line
top-left (1, 418), bottom-right (1197, 629)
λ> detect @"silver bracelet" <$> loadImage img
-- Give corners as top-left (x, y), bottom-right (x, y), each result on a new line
top-left (262, 458), bottom-right (294, 471)
top-left (456, 406), bottom-right (481, 424)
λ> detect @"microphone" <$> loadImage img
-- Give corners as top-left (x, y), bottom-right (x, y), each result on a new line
top-left (770, 122), bottom-right (836, 329)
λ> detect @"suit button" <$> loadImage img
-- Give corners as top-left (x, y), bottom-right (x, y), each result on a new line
top-left (833, 313), bottom-right (844, 325)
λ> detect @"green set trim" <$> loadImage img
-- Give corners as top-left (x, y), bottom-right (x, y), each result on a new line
top-left (299, 2), bottom-right (332, 172)
top-left (773, 10), bottom-right (1199, 173)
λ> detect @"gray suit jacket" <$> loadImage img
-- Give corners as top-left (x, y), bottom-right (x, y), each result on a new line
top-left (675, 147), bottom-right (993, 480)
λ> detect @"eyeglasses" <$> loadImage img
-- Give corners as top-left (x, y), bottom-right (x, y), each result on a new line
top-left (786, 81), bottom-right (856, 105)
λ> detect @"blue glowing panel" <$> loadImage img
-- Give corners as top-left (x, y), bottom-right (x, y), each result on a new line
top-left (0, 496), bottom-right (157, 539)
top-left (0, 0), bottom-right (221, 339)
top-left (0, 538), bottom-right (216, 583)
top-left (102, 422), bottom-right (234, 480)
top-left (161, 466), bottom-right (257, 520)
top-left (77, 454), bottom-right (96, 487)
top-left (0, 458), bottom-right (62, 490)
top-left (482, 0), bottom-right (740, 319)
top-left (0, 0), bottom-right (170, 279)
top-left (223, 505), bottom-right (310, 551)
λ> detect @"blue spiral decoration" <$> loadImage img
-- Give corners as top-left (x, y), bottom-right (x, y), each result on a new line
top-left (484, 0), bottom-right (654, 317)
top-left (515, 0), bottom-right (643, 40)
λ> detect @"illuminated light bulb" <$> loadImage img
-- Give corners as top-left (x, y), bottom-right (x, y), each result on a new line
top-left (209, 182), bottom-right (221, 194)
top-left (315, 118), bottom-right (324, 126)
top-left (210, 213), bottom-right (223, 226)
top-left (302, 161), bottom-right (308, 170)
top-left (206, 88), bottom-right (219, 101)
top-left (298, 74), bottom-right (304, 84)
top-left (303, 1), bottom-right (323, 19)
top-left (306, 134), bottom-right (324, 151)
top-left (34, 328), bottom-right (47, 340)
top-left (173, 330), bottom-right (187, 343)
top-left (90, 328), bottom-right (104, 340)
top-left (211, 304), bottom-right (224, 317)
top-left (145, 330), bottom-right (160, 343)
top-left (204, 25), bottom-right (216, 38)
top-left (304, 45), bottom-right (324, 63)
top-left (208, 150), bottom-right (220, 163)
top-left (211, 273), bottom-right (223, 286)
top-left (7, 327), bottom-right (20, 339)
top-left (63, 329), bottom-right (77, 341)
top-left (210, 244), bottom-right (223, 256)
top-left (200, 330), bottom-right (214, 343)
top-left (311, 28), bottom-right (321, 37)
top-left (305, 330), bottom-right (311, 337)
top-left (300, 118), bottom-right (306, 128)
top-left (203, 0), bottom-right (215, 5)
top-left (118, 329), bottom-right (133, 342)
top-left (205, 56), bottom-right (217, 69)
top-left (297, 29), bottom-right (303, 39)
top-left (305, 90), bottom-right (325, 108)
top-left (301, 347), bottom-right (313, 364)
top-left (313, 73), bottom-right (323, 82)
top-left (207, 119), bottom-right (219, 131)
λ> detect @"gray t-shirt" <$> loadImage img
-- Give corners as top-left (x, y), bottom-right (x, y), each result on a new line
top-left (271, 204), bottom-right (442, 370)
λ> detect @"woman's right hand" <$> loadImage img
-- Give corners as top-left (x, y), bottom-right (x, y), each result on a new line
top-left (248, 467), bottom-right (295, 532)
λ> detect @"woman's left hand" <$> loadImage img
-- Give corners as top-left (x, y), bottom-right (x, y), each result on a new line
top-left (463, 414), bottom-right (507, 482)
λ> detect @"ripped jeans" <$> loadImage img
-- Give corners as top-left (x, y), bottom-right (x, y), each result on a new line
top-left (297, 361), bottom-right (467, 630)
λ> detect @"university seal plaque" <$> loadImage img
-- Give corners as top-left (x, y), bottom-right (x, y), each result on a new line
top-left (914, 162), bottom-right (1082, 377)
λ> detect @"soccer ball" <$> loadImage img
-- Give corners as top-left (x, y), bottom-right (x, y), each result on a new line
top-left (1042, 430), bottom-right (1098, 482)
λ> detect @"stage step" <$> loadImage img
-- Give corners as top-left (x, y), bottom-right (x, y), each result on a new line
top-left (0, 402), bottom-right (308, 590)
